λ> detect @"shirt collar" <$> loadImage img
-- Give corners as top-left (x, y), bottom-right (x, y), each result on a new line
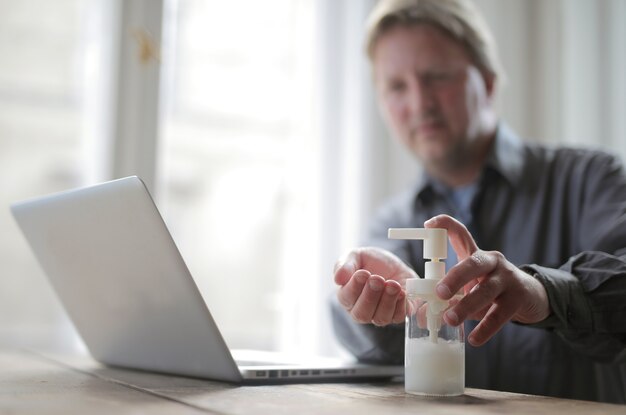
top-left (415, 122), bottom-right (525, 201)
top-left (484, 122), bottom-right (525, 187)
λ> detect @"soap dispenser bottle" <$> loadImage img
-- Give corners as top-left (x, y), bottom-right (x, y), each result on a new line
top-left (388, 228), bottom-right (464, 396)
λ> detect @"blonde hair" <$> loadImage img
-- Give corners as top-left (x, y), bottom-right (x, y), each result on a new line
top-left (366, 0), bottom-right (504, 81)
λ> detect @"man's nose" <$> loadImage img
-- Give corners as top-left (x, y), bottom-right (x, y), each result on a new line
top-left (407, 79), bottom-right (435, 117)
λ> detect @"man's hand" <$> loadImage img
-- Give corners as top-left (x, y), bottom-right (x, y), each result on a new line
top-left (334, 247), bottom-right (418, 326)
top-left (425, 214), bottom-right (551, 347)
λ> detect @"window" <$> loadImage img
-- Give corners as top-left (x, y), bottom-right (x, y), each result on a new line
top-left (1, 0), bottom-right (374, 358)
top-left (0, 0), bottom-right (86, 349)
top-left (158, 0), bottom-right (318, 351)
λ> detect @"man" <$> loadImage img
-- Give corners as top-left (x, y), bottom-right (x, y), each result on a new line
top-left (331, 0), bottom-right (626, 404)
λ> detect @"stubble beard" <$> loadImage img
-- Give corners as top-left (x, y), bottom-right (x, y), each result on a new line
top-left (413, 133), bottom-right (474, 178)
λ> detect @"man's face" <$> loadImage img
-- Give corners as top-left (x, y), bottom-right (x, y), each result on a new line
top-left (373, 24), bottom-right (494, 171)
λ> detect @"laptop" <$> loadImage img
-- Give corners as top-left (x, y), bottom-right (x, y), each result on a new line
top-left (11, 176), bottom-right (403, 383)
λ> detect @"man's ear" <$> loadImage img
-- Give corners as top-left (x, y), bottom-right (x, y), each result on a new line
top-left (483, 71), bottom-right (497, 101)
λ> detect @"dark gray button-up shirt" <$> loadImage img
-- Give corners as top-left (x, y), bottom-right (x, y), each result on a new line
top-left (331, 123), bottom-right (626, 403)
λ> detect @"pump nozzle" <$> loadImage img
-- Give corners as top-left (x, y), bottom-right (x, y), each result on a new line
top-left (389, 227), bottom-right (448, 342)
top-left (388, 228), bottom-right (446, 258)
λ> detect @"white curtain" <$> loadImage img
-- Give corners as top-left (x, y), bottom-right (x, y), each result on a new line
top-left (475, 0), bottom-right (626, 159)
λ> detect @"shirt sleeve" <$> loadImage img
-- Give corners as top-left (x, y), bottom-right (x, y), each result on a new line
top-left (330, 297), bottom-right (404, 364)
top-left (521, 152), bottom-right (626, 363)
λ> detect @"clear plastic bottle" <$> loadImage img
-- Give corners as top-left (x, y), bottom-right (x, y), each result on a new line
top-left (405, 280), bottom-right (464, 396)
top-left (388, 227), bottom-right (465, 396)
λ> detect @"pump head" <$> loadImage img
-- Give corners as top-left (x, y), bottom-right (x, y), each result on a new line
top-left (388, 228), bottom-right (447, 280)
top-left (389, 227), bottom-right (449, 343)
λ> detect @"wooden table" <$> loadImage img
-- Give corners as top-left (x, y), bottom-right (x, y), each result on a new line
top-left (1, 348), bottom-right (623, 414)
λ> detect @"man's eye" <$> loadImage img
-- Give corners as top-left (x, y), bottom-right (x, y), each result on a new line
top-left (388, 81), bottom-right (406, 92)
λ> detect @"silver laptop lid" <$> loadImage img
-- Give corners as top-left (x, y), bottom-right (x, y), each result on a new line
top-left (11, 176), bottom-right (243, 382)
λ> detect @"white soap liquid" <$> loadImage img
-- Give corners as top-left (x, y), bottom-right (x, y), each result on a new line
top-left (405, 337), bottom-right (464, 396)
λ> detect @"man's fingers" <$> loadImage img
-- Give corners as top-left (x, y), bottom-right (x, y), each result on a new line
top-left (468, 305), bottom-right (491, 321)
top-left (438, 251), bottom-right (499, 300)
top-left (443, 277), bottom-right (503, 326)
top-left (334, 251), bottom-right (361, 286)
top-left (337, 271), bottom-right (406, 326)
top-left (416, 302), bottom-right (429, 329)
top-left (391, 290), bottom-right (406, 324)
top-left (350, 275), bottom-right (386, 323)
top-left (463, 279), bottom-right (479, 295)
top-left (337, 270), bottom-right (370, 310)
top-left (334, 248), bottom-right (412, 326)
top-left (467, 294), bottom-right (519, 346)
top-left (372, 280), bottom-right (402, 326)
top-left (425, 214), bottom-right (478, 260)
